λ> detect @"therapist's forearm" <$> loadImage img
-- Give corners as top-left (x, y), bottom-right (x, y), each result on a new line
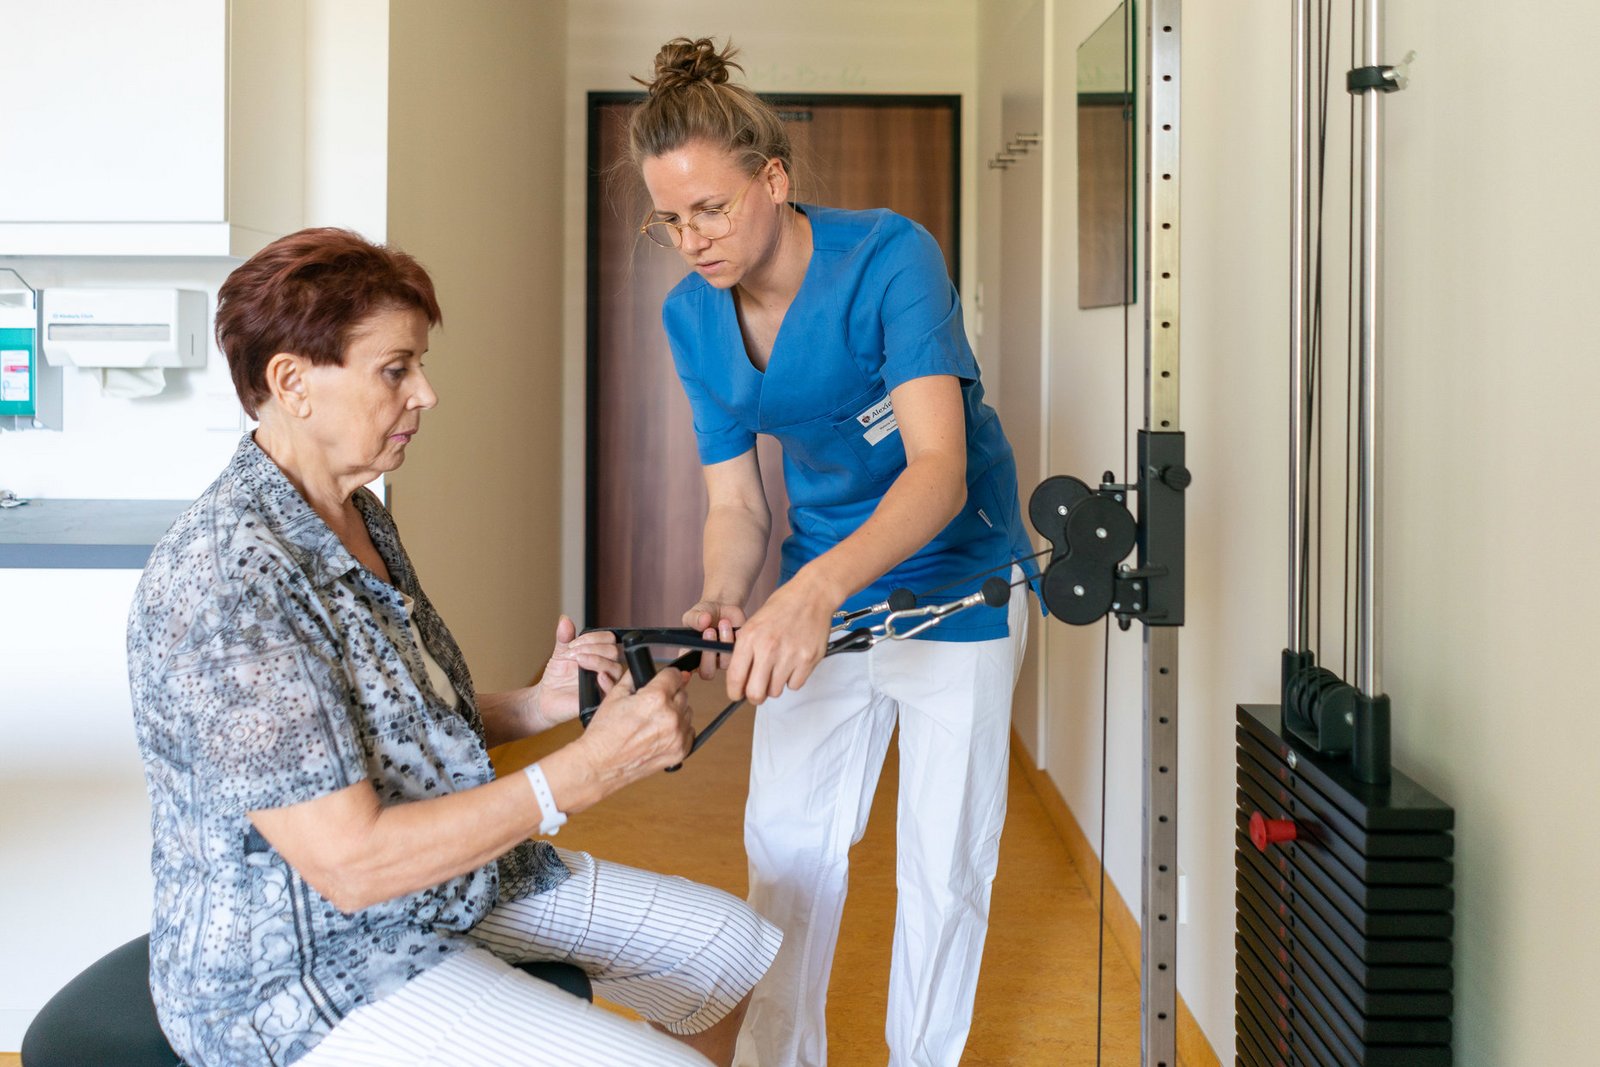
top-left (701, 501), bottom-right (771, 607)
top-left (794, 451), bottom-right (967, 608)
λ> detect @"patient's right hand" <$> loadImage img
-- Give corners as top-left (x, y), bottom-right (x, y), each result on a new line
top-left (573, 668), bottom-right (694, 799)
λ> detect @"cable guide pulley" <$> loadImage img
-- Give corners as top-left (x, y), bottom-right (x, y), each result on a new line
top-left (1030, 448), bottom-right (1189, 632)
top-left (1280, 5), bottom-right (1414, 787)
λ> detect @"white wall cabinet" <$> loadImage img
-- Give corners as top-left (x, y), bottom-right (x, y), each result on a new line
top-left (0, 0), bottom-right (305, 257)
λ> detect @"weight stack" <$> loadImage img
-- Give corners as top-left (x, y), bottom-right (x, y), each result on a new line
top-left (1234, 704), bottom-right (1455, 1066)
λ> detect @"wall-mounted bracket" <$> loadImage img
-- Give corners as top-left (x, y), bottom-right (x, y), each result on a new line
top-left (1347, 65), bottom-right (1401, 92)
top-left (1028, 448), bottom-right (1186, 633)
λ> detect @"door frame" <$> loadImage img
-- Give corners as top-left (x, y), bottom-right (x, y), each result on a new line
top-left (583, 91), bottom-right (963, 623)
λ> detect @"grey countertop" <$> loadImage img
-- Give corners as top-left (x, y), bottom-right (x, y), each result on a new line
top-left (0, 498), bottom-right (190, 569)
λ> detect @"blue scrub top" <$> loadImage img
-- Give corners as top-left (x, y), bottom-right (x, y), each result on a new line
top-left (662, 204), bottom-right (1037, 641)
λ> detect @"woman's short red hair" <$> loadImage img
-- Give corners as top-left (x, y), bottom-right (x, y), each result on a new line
top-left (216, 227), bottom-right (442, 417)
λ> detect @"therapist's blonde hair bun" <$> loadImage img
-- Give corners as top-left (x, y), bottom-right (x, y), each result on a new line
top-left (645, 37), bottom-right (739, 92)
top-left (628, 36), bottom-right (792, 179)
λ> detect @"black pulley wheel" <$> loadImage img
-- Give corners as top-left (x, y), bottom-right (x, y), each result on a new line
top-left (1041, 562), bottom-right (1115, 625)
top-left (1064, 494), bottom-right (1137, 564)
top-left (1029, 475), bottom-right (1092, 547)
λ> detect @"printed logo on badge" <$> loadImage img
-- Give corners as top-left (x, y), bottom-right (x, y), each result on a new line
top-left (853, 396), bottom-right (900, 446)
top-left (856, 397), bottom-right (894, 427)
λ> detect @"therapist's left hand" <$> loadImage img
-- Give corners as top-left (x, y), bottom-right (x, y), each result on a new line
top-left (725, 573), bottom-right (836, 704)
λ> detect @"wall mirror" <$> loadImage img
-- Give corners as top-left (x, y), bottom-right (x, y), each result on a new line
top-left (1077, 1), bottom-right (1137, 308)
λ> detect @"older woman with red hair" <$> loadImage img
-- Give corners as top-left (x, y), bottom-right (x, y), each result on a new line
top-left (127, 227), bottom-right (778, 1067)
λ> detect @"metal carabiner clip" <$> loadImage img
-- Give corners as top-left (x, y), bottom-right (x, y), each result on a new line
top-left (882, 576), bottom-right (1014, 641)
top-left (831, 587), bottom-right (918, 629)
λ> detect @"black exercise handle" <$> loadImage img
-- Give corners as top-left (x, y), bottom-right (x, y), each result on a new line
top-left (622, 632), bottom-right (659, 688)
top-left (577, 625), bottom-right (882, 771)
top-left (577, 627), bottom-right (728, 726)
top-left (577, 669), bottom-right (603, 728)
top-left (827, 627), bottom-right (876, 654)
top-left (576, 629), bottom-right (738, 772)
top-left (613, 634), bottom-right (701, 773)
top-left (614, 632), bottom-right (710, 772)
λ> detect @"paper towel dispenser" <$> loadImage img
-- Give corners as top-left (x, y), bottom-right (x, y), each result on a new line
top-left (42, 289), bottom-right (206, 370)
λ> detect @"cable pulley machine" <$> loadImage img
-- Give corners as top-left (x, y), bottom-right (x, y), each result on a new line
top-left (1234, 1), bottom-right (1455, 1063)
top-left (1025, 3), bottom-right (1187, 1062)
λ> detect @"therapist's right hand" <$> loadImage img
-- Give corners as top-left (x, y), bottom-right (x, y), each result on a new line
top-left (683, 600), bottom-right (746, 680)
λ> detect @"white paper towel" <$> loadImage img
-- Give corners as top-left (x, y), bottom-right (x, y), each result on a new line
top-left (99, 366), bottom-right (166, 399)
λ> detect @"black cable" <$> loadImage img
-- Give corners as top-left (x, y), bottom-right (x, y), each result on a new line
top-left (1096, 6), bottom-right (1136, 1062)
top-left (1095, 614), bottom-right (1112, 1067)
top-left (1302, 0), bottom-right (1335, 662)
top-left (1305, 0), bottom-right (1319, 654)
top-left (1314, 0), bottom-right (1335, 661)
top-left (911, 546), bottom-right (1052, 601)
top-left (1342, 0), bottom-right (1359, 680)
top-left (1119, 0), bottom-right (1134, 486)
top-left (1122, 118), bottom-right (1133, 486)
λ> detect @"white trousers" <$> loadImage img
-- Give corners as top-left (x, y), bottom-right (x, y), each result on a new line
top-left (298, 849), bottom-right (781, 1066)
top-left (734, 581), bottom-right (1029, 1067)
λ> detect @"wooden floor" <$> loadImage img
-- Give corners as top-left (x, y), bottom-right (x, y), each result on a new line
top-left (493, 677), bottom-right (1143, 1065)
top-left (3, 677), bottom-right (1143, 1065)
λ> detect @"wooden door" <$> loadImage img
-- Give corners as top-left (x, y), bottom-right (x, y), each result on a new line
top-left (586, 95), bottom-right (959, 626)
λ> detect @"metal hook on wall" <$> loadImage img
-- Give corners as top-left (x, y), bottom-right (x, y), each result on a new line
top-left (1006, 131), bottom-right (1042, 154)
top-left (989, 132), bottom-right (1042, 171)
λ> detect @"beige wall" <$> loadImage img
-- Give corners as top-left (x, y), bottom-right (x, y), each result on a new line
top-left (387, 0), bottom-right (569, 690)
top-left (990, 1), bottom-right (1600, 1062)
top-left (1382, 4), bottom-right (1600, 1060)
top-left (977, 0), bottom-right (1051, 763)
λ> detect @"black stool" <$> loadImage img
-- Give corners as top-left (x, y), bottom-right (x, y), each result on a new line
top-left (21, 934), bottom-right (594, 1067)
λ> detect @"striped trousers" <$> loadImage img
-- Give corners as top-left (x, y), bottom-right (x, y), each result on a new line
top-left (297, 849), bottom-right (782, 1066)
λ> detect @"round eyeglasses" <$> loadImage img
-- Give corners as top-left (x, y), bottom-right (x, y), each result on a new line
top-left (640, 168), bottom-right (764, 249)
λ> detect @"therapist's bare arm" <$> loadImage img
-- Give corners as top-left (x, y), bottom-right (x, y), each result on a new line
top-left (684, 448), bottom-right (772, 637)
top-left (725, 374), bottom-right (968, 703)
top-left (248, 668), bottom-right (692, 914)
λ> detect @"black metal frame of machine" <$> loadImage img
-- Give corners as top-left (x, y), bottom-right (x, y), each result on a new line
top-left (1030, 5), bottom-right (1187, 1063)
top-left (1235, 2), bottom-right (1455, 1064)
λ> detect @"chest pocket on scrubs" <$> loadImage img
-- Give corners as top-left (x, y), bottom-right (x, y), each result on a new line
top-left (830, 390), bottom-right (907, 485)
top-left (770, 386), bottom-right (903, 483)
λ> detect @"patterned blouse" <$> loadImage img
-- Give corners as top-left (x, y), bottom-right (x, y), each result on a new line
top-left (127, 434), bottom-right (567, 1067)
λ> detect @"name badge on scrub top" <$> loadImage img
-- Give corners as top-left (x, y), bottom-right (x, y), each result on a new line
top-left (854, 396), bottom-right (899, 446)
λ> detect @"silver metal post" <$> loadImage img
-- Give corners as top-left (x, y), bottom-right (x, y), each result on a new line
top-left (1288, 0), bottom-right (1311, 651)
top-left (1355, 0), bottom-right (1382, 696)
top-left (1144, 3), bottom-right (1181, 1064)
top-left (1147, 8), bottom-right (1181, 434)
top-left (1141, 627), bottom-right (1179, 1067)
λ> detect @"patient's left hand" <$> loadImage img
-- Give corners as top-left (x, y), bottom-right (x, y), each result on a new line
top-left (534, 616), bottom-right (623, 726)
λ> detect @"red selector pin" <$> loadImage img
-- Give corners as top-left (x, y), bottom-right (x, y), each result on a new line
top-left (1250, 810), bottom-right (1298, 852)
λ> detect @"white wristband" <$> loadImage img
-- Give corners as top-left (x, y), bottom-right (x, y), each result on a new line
top-left (523, 762), bottom-right (568, 836)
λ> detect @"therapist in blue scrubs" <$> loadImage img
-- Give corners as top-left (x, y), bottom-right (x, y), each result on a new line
top-left (629, 38), bottom-right (1037, 1067)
